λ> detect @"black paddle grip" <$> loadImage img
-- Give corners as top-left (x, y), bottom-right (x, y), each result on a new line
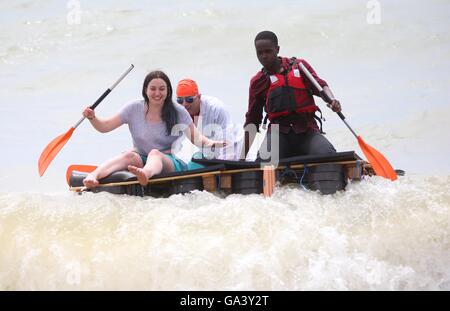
top-left (90, 89), bottom-right (112, 110)
top-left (320, 91), bottom-right (345, 120)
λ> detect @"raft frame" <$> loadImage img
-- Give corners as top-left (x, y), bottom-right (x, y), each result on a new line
top-left (69, 151), bottom-right (372, 197)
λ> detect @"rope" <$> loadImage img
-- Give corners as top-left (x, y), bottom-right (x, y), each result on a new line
top-left (299, 164), bottom-right (309, 190)
top-left (279, 164), bottom-right (298, 183)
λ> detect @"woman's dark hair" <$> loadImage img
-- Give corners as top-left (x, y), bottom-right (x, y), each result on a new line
top-left (142, 70), bottom-right (178, 135)
top-left (254, 30), bottom-right (278, 45)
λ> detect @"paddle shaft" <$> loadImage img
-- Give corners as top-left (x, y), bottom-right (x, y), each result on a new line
top-left (73, 64), bottom-right (135, 129)
top-left (298, 62), bottom-right (358, 139)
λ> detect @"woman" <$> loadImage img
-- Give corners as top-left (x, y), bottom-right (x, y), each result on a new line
top-left (82, 70), bottom-right (225, 188)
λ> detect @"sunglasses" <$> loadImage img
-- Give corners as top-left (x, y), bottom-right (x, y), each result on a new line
top-left (176, 96), bottom-right (195, 104)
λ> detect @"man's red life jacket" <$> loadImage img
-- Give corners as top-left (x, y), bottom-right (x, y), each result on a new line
top-left (264, 57), bottom-right (319, 122)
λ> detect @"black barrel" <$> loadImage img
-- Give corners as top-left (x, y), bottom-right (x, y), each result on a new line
top-left (232, 171), bottom-right (263, 195)
top-left (170, 178), bottom-right (204, 195)
top-left (305, 164), bottom-right (347, 195)
top-left (139, 178), bottom-right (204, 198)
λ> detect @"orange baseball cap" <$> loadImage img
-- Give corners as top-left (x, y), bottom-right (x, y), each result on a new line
top-left (176, 79), bottom-right (199, 97)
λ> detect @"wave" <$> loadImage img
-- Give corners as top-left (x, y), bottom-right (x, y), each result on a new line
top-left (1, 174), bottom-right (449, 290)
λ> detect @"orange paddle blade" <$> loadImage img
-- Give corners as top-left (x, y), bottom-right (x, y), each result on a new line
top-left (38, 127), bottom-right (75, 176)
top-left (357, 136), bottom-right (397, 181)
top-left (66, 164), bottom-right (98, 185)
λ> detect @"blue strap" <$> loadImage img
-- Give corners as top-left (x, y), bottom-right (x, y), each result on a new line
top-left (356, 159), bottom-right (363, 180)
top-left (299, 164), bottom-right (309, 190)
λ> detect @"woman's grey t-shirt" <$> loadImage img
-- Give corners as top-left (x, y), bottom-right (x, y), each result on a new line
top-left (119, 99), bottom-right (192, 155)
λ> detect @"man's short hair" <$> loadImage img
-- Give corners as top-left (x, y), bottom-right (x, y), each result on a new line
top-left (254, 31), bottom-right (278, 45)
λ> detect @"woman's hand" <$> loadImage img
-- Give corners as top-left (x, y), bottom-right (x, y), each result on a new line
top-left (204, 139), bottom-right (228, 148)
top-left (83, 107), bottom-right (96, 120)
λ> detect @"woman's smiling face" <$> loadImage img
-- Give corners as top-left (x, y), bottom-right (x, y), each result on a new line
top-left (146, 78), bottom-right (167, 106)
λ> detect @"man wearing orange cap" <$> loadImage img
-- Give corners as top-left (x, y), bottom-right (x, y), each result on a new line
top-left (176, 79), bottom-right (239, 160)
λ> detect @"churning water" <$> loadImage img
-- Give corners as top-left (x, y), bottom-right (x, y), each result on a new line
top-left (0, 0), bottom-right (449, 290)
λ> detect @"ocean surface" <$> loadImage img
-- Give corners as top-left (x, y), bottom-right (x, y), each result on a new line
top-left (0, 0), bottom-right (449, 290)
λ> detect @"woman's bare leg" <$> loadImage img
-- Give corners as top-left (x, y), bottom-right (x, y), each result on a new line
top-left (83, 151), bottom-right (143, 188)
top-left (128, 149), bottom-right (175, 186)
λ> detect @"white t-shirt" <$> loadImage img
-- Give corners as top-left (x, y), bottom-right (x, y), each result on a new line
top-left (195, 95), bottom-right (242, 160)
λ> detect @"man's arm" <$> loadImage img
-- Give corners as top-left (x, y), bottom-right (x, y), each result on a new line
top-left (322, 86), bottom-right (341, 112)
top-left (214, 105), bottom-right (231, 138)
top-left (300, 59), bottom-right (342, 112)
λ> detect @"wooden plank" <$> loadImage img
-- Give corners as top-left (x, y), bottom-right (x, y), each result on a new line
top-left (202, 175), bottom-right (217, 192)
top-left (345, 163), bottom-right (363, 181)
top-left (222, 160), bottom-right (360, 175)
top-left (263, 165), bottom-right (275, 197)
top-left (70, 170), bottom-right (223, 192)
top-left (220, 174), bottom-right (232, 190)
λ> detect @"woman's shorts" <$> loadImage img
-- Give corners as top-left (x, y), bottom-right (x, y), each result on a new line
top-left (136, 152), bottom-right (205, 172)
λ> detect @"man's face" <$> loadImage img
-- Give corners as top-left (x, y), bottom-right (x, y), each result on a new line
top-left (255, 39), bottom-right (279, 69)
top-left (177, 94), bottom-right (201, 116)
